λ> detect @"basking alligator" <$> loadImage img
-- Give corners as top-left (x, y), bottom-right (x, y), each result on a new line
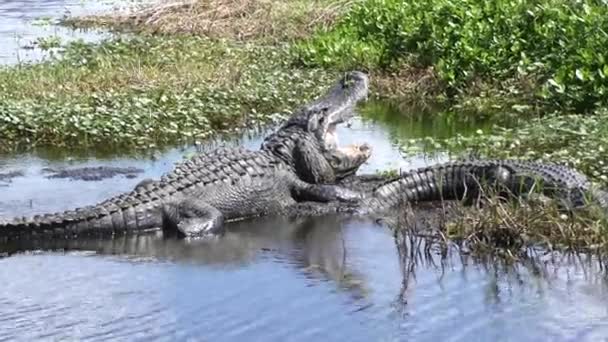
top-left (2, 70), bottom-right (606, 242)
top-left (0, 71), bottom-right (372, 240)
top-left (287, 159), bottom-right (608, 219)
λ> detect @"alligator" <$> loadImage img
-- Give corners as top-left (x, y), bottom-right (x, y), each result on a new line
top-left (2, 152), bottom-right (607, 245)
top-left (284, 159), bottom-right (608, 220)
top-left (0, 166), bottom-right (144, 186)
top-left (42, 166), bottom-right (145, 181)
top-left (0, 71), bottom-right (372, 241)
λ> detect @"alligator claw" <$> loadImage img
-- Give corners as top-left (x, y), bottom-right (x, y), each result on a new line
top-left (177, 219), bottom-right (224, 239)
top-left (335, 188), bottom-right (364, 202)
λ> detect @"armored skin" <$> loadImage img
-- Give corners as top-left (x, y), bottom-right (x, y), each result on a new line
top-left (0, 71), bottom-right (372, 240)
top-left (286, 159), bottom-right (608, 218)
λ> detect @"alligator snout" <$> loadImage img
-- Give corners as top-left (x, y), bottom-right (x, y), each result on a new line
top-left (339, 143), bottom-right (372, 161)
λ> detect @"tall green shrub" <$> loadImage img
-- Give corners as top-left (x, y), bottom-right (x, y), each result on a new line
top-left (295, 0), bottom-right (608, 111)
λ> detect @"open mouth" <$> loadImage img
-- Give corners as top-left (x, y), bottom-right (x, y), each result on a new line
top-left (323, 124), bottom-right (340, 150)
top-left (323, 122), bottom-right (372, 165)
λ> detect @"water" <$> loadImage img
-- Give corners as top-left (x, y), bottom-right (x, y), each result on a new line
top-left (1, 102), bottom-right (608, 341)
top-left (0, 2), bottom-right (607, 338)
top-left (0, 0), bottom-right (146, 65)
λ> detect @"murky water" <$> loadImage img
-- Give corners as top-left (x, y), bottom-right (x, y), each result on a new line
top-left (0, 0), bottom-right (147, 64)
top-left (1, 102), bottom-right (608, 341)
top-left (0, 1), bottom-right (607, 338)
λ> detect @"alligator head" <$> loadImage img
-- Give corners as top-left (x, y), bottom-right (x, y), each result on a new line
top-left (262, 71), bottom-right (371, 183)
top-left (305, 70), bottom-right (371, 180)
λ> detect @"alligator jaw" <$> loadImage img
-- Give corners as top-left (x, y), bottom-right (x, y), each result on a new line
top-left (312, 71), bottom-right (369, 152)
top-left (323, 124), bottom-right (339, 150)
top-left (327, 143), bottom-right (372, 180)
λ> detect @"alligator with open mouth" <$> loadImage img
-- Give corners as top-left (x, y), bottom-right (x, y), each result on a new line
top-left (2, 71), bottom-right (607, 243)
top-left (0, 71), bottom-right (372, 240)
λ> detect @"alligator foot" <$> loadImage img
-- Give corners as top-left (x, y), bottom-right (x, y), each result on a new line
top-left (161, 199), bottom-right (225, 238)
top-left (293, 179), bottom-right (364, 203)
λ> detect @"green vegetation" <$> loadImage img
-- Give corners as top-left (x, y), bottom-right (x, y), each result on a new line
top-left (1, 0), bottom-right (356, 151)
top-left (443, 190), bottom-right (608, 260)
top-left (4, 0), bottom-right (607, 152)
top-left (295, 0), bottom-right (608, 113)
top-left (0, 36), bottom-right (335, 150)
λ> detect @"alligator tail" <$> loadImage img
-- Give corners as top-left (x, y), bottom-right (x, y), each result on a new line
top-left (370, 162), bottom-right (506, 209)
top-left (0, 193), bottom-right (163, 242)
top-left (371, 160), bottom-right (608, 212)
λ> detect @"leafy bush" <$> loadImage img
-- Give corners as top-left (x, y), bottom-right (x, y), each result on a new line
top-left (295, 0), bottom-right (608, 112)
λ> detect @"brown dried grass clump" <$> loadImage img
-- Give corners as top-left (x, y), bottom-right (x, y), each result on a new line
top-left (391, 188), bottom-right (608, 263)
top-left (368, 66), bottom-right (445, 106)
top-left (65, 0), bottom-right (354, 42)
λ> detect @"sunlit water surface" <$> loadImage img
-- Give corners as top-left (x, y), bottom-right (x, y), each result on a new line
top-left (1, 2), bottom-right (608, 338)
top-left (0, 0), bottom-right (149, 64)
top-left (1, 103), bottom-right (608, 341)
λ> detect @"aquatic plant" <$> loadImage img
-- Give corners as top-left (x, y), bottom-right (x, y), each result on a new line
top-left (0, 35), bottom-right (335, 151)
top-left (444, 190), bottom-right (608, 260)
top-left (395, 182), bottom-right (608, 262)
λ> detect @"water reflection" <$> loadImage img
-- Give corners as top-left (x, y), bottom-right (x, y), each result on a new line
top-left (0, 0), bottom-right (138, 65)
top-left (3, 214), bottom-right (608, 340)
top-left (2, 216), bottom-right (373, 296)
top-left (361, 100), bottom-right (494, 141)
top-left (1, 101), bottom-right (608, 340)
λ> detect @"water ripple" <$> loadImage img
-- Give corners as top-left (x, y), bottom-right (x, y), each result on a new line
top-left (0, 113), bottom-right (607, 340)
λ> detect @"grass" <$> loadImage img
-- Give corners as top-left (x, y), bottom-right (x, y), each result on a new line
top-left (395, 187), bottom-right (608, 263)
top-left (61, 0), bottom-right (445, 103)
top-left (393, 208), bottom-right (607, 289)
top-left (446, 195), bottom-right (608, 261)
top-left (0, 35), bottom-right (336, 151)
top-left (62, 0), bottom-right (353, 43)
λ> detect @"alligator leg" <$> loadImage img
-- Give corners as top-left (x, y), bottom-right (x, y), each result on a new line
top-left (291, 178), bottom-right (363, 203)
top-left (293, 138), bottom-right (337, 184)
top-left (161, 199), bottom-right (225, 238)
